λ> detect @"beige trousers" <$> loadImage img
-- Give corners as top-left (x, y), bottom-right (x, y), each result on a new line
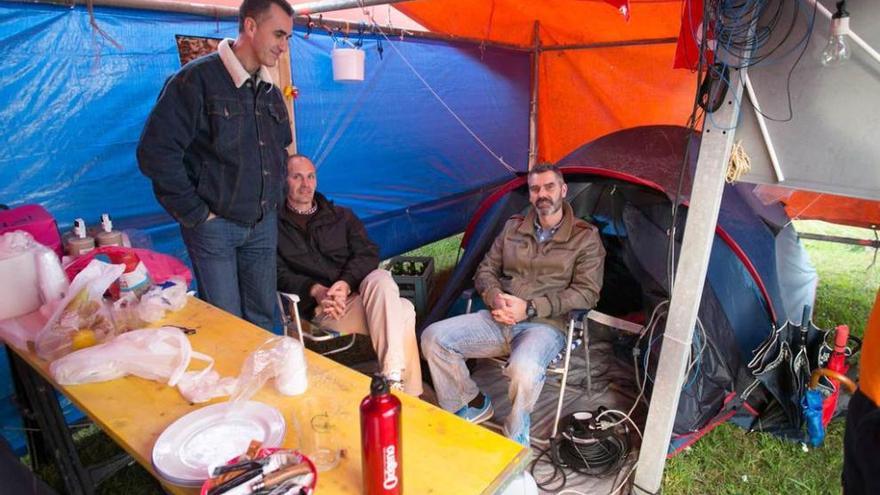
top-left (315, 269), bottom-right (423, 396)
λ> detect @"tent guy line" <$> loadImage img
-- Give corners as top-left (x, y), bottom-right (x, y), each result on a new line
top-left (364, 8), bottom-right (519, 175)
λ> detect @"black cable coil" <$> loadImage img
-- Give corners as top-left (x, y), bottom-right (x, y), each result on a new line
top-left (531, 408), bottom-right (632, 491)
top-left (553, 409), bottom-right (630, 476)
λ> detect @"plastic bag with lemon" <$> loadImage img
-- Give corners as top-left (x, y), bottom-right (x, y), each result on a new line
top-left (35, 260), bottom-right (125, 361)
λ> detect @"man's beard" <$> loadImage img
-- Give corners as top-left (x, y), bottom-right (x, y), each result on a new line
top-left (536, 198), bottom-right (560, 216)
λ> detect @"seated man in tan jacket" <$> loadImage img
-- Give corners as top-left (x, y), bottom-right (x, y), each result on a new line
top-left (421, 163), bottom-right (605, 446)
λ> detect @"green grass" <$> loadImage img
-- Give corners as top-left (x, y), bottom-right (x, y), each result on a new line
top-left (24, 224), bottom-right (880, 494)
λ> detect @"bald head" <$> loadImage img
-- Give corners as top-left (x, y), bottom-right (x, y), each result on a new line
top-left (286, 155), bottom-right (317, 211)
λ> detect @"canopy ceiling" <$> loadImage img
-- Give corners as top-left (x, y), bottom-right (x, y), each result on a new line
top-left (399, 0), bottom-right (696, 162)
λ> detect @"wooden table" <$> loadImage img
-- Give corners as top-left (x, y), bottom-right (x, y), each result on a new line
top-left (9, 298), bottom-right (528, 494)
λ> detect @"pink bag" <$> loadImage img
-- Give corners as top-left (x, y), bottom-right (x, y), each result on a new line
top-left (64, 246), bottom-right (192, 287)
top-left (0, 205), bottom-right (62, 257)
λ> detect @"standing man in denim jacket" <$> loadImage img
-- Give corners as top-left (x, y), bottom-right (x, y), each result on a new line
top-left (421, 164), bottom-right (606, 447)
top-left (137, 0), bottom-right (293, 330)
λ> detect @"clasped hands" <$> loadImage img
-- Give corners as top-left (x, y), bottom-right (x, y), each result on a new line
top-left (310, 280), bottom-right (351, 320)
top-left (491, 292), bottom-right (528, 325)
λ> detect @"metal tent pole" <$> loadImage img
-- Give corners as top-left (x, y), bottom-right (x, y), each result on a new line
top-left (528, 21), bottom-right (540, 169)
top-left (631, 69), bottom-right (745, 494)
top-left (292, 0), bottom-right (414, 15)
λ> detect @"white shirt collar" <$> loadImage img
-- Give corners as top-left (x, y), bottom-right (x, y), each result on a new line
top-left (218, 38), bottom-right (276, 88)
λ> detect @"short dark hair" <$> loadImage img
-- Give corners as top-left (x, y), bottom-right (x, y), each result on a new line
top-left (239, 0), bottom-right (293, 32)
top-left (528, 162), bottom-right (564, 182)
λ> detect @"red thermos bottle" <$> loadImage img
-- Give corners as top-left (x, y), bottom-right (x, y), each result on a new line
top-left (360, 375), bottom-right (402, 495)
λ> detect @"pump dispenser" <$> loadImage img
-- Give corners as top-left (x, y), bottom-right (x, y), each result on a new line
top-left (65, 218), bottom-right (95, 257)
top-left (95, 213), bottom-right (124, 247)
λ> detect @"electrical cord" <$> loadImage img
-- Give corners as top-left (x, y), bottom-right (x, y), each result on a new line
top-left (530, 407), bottom-right (640, 493)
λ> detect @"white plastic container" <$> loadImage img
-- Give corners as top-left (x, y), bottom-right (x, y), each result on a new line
top-left (331, 47), bottom-right (365, 82)
top-left (275, 337), bottom-right (308, 396)
top-left (0, 249), bottom-right (41, 320)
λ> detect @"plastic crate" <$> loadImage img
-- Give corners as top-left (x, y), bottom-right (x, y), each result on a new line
top-left (389, 256), bottom-right (434, 317)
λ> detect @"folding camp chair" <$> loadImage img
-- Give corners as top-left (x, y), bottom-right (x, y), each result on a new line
top-left (462, 289), bottom-right (645, 443)
top-left (277, 292), bottom-right (357, 355)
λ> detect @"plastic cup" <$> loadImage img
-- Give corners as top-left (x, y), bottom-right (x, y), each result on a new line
top-left (290, 396), bottom-right (341, 472)
top-left (275, 338), bottom-right (307, 396)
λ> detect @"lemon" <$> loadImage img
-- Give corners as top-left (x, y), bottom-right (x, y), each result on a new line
top-left (71, 329), bottom-right (97, 350)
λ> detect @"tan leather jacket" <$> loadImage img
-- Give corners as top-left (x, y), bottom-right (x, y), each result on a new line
top-left (474, 202), bottom-right (605, 332)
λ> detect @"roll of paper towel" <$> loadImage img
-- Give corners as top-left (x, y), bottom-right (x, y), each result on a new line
top-left (275, 337), bottom-right (308, 396)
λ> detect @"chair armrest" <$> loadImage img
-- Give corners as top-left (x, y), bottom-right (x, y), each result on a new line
top-left (568, 309), bottom-right (591, 322)
top-left (278, 292), bottom-right (301, 304)
top-left (586, 309), bottom-right (645, 335)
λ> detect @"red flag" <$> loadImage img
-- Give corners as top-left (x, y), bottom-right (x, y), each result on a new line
top-left (578, 0), bottom-right (631, 21)
top-left (674, 0), bottom-right (714, 70)
top-left (604, 0), bottom-right (631, 21)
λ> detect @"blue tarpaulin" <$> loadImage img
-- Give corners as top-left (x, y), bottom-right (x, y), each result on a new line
top-left (0, 1), bottom-right (529, 451)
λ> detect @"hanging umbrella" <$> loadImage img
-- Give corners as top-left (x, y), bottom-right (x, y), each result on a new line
top-left (818, 325), bottom-right (861, 425)
top-left (800, 324), bottom-right (861, 446)
top-left (745, 306), bottom-right (827, 435)
top-left (803, 367), bottom-right (857, 447)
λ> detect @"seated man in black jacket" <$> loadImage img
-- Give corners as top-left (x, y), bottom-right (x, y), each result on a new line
top-left (277, 155), bottom-right (422, 395)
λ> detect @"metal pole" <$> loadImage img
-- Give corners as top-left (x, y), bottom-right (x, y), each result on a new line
top-left (39, 0), bottom-right (239, 17)
top-left (292, 0), bottom-right (414, 15)
top-left (798, 232), bottom-right (880, 249)
top-left (631, 70), bottom-right (745, 494)
top-left (528, 21), bottom-right (540, 169)
top-left (22, 0), bottom-right (418, 23)
top-left (540, 37), bottom-right (678, 51)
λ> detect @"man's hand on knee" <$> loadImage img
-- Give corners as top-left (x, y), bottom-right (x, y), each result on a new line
top-left (327, 280), bottom-right (350, 310)
top-left (310, 283), bottom-right (330, 302)
top-left (311, 283), bottom-right (341, 319)
top-left (319, 297), bottom-right (345, 320)
top-left (327, 280), bottom-right (351, 300)
top-left (491, 294), bottom-right (527, 325)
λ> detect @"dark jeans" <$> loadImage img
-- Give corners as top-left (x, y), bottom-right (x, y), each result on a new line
top-left (843, 389), bottom-right (880, 495)
top-left (181, 211), bottom-right (277, 330)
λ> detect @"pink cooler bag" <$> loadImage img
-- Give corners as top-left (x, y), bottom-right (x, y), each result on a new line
top-left (0, 204), bottom-right (62, 257)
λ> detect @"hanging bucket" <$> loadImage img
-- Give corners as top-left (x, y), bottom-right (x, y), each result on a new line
top-left (331, 43), bottom-right (365, 82)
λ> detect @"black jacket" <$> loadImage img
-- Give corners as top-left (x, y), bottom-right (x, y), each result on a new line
top-left (137, 52), bottom-right (292, 228)
top-left (276, 192), bottom-right (380, 315)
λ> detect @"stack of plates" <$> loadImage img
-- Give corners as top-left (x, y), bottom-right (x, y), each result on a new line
top-left (151, 401), bottom-right (286, 487)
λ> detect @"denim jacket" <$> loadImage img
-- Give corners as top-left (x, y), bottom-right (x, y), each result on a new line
top-left (137, 52), bottom-right (292, 228)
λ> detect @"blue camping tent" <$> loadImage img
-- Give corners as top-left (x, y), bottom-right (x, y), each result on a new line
top-left (420, 126), bottom-right (817, 452)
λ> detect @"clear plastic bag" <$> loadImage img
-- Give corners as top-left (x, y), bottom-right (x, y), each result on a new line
top-left (136, 278), bottom-right (188, 323)
top-left (177, 367), bottom-right (237, 404)
top-left (49, 326), bottom-right (235, 403)
top-left (35, 259), bottom-right (124, 361)
top-left (50, 326), bottom-right (192, 385)
top-left (231, 336), bottom-right (308, 403)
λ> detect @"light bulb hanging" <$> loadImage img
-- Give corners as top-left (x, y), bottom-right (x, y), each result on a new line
top-left (821, 1), bottom-right (851, 67)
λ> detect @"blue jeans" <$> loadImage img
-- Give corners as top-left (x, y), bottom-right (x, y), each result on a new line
top-left (181, 211), bottom-right (277, 330)
top-left (421, 310), bottom-right (566, 439)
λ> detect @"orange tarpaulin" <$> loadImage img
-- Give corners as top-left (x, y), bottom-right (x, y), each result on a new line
top-left (399, 0), bottom-right (683, 47)
top-left (538, 43), bottom-right (695, 161)
top-left (784, 192), bottom-right (880, 230)
top-left (398, 0), bottom-right (696, 162)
